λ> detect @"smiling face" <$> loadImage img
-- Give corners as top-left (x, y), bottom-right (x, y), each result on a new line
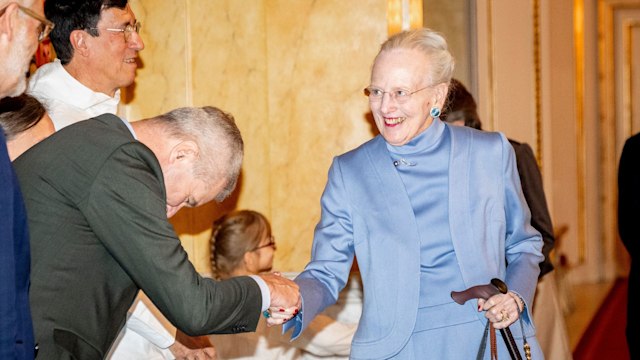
top-left (369, 48), bottom-right (444, 146)
top-left (81, 4), bottom-right (144, 96)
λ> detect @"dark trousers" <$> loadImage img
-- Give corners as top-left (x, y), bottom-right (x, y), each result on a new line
top-left (627, 263), bottom-right (639, 359)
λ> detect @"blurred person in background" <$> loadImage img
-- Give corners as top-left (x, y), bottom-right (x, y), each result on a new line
top-left (0, 94), bottom-right (55, 161)
top-left (0, 1), bottom-right (53, 358)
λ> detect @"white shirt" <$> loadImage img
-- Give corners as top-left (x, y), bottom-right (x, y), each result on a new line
top-left (28, 59), bottom-right (120, 130)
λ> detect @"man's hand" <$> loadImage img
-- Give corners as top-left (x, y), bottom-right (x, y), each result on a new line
top-left (169, 331), bottom-right (217, 360)
top-left (258, 272), bottom-right (300, 326)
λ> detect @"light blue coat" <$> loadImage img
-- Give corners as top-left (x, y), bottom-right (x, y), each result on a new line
top-left (284, 124), bottom-right (544, 359)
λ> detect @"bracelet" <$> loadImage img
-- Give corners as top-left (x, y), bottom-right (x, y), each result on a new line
top-left (508, 291), bottom-right (525, 313)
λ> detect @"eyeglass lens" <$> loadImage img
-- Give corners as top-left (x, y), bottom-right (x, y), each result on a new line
top-left (124, 21), bottom-right (141, 41)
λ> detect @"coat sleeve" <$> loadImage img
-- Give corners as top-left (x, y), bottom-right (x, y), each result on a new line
top-left (81, 143), bottom-right (262, 336)
top-left (512, 142), bottom-right (555, 277)
top-left (501, 135), bottom-right (544, 310)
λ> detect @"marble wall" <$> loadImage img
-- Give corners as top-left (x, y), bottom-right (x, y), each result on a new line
top-left (123, 0), bottom-right (387, 273)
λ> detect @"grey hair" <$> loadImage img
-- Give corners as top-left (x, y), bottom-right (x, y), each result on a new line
top-left (376, 28), bottom-right (455, 86)
top-left (154, 106), bottom-right (243, 202)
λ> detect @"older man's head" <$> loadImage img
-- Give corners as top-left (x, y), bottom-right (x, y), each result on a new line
top-left (131, 106), bottom-right (244, 218)
top-left (0, 0), bottom-right (52, 97)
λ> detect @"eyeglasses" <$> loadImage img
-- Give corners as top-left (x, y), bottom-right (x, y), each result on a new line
top-left (0, 5), bottom-right (55, 42)
top-left (251, 236), bottom-right (276, 252)
top-left (364, 85), bottom-right (431, 104)
top-left (87, 21), bottom-right (141, 42)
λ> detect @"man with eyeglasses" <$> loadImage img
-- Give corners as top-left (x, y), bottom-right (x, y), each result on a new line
top-left (26, 0), bottom-right (204, 358)
top-left (0, 1), bottom-right (52, 359)
top-left (27, 0), bottom-right (144, 131)
top-left (27, 0), bottom-right (225, 358)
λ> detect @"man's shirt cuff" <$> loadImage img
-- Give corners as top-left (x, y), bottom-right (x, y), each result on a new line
top-left (249, 275), bottom-right (270, 312)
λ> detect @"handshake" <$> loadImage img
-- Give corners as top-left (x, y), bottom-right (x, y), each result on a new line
top-left (258, 272), bottom-right (301, 326)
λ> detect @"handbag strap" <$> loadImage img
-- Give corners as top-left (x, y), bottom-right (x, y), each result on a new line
top-left (520, 315), bottom-right (532, 360)
top-left (490, 323), bottom-right (498, 360)
top-left (476, 321), bottom-right (490, 360)
top-left (500, 328), bottom-right (522, 360)
top-left (476, 321), bottom-right (499, 360)
top-left (477, 320), bottom-right (528, 360)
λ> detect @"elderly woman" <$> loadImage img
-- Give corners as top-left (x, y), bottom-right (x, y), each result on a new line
top-left (277, 28), bottom-right (545, 359)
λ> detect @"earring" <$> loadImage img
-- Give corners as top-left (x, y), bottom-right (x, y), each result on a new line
top-left (430, 106), bottom-right (441, 119)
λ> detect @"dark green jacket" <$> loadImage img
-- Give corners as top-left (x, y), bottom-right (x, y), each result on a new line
top-left (15, 114), bottom-right (261, 359)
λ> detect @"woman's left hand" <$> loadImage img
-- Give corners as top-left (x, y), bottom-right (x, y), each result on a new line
top-left (477, 291), bottom-right (522, 329)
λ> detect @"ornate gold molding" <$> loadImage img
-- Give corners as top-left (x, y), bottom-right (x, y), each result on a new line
top-left (574, 0), bottom-right (586, 262)
top-left (486, 0), bottom-right (495, 131)
top-left (533, 0), bottom-right (542, 168)
top-left (623, 20), bottom-right (639, 136)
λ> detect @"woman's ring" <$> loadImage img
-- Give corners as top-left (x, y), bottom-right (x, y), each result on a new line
top-left (263, 310), bottom-right (271, 318)
top-left (501, 309), bottom-right (509, 322)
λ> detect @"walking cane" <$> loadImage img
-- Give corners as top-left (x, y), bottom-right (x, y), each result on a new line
top-left (451, 279), bottom-right (531, 360)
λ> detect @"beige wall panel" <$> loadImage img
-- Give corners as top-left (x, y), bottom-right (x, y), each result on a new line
top-left (423, 0), bottom-right (472, 86)
top-left (189, 1), bottom-right (269, 273)
top-left (266, 0), bottom-right (387, 271)
top-left (126, 1), bottom-right (189, 118)
top-left (490, 2), bottom-right (537, 146)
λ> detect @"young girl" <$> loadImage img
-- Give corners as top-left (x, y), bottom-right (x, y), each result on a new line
top-left (209, 210), bottom-right (356, 360)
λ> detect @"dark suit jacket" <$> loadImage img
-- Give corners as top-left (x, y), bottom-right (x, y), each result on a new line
top-left (14, 114), bottom-right (261, 360)
top-left (509, 140), bottom-right (555, 277)
top-left (618, 132), bottom-right (640, 355)
top-left (0, 133), bottom-right (35, 360)
top-left (619, 133), bottom-right (640, 260)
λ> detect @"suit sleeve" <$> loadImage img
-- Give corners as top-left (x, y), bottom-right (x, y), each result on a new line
top-left (501, 136), bottom-right (543, 310)
top-left (618, 136), bottom-right (640, 256)
top-left (81, 143), bottom-right (262, 336)
top-left (513, 142), bottom-right (555, 277)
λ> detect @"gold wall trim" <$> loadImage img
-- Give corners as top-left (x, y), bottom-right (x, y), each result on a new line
top-left (533, 0), bottom-right (542, 168)
top-left (486, 0), bottom-right (495, 130)
top-left (574, 0), bottom-right (586, 262)
top-left (623, 20), bottom-right (639, 136)
top-left (185, 0), bottom-right (193, 105)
